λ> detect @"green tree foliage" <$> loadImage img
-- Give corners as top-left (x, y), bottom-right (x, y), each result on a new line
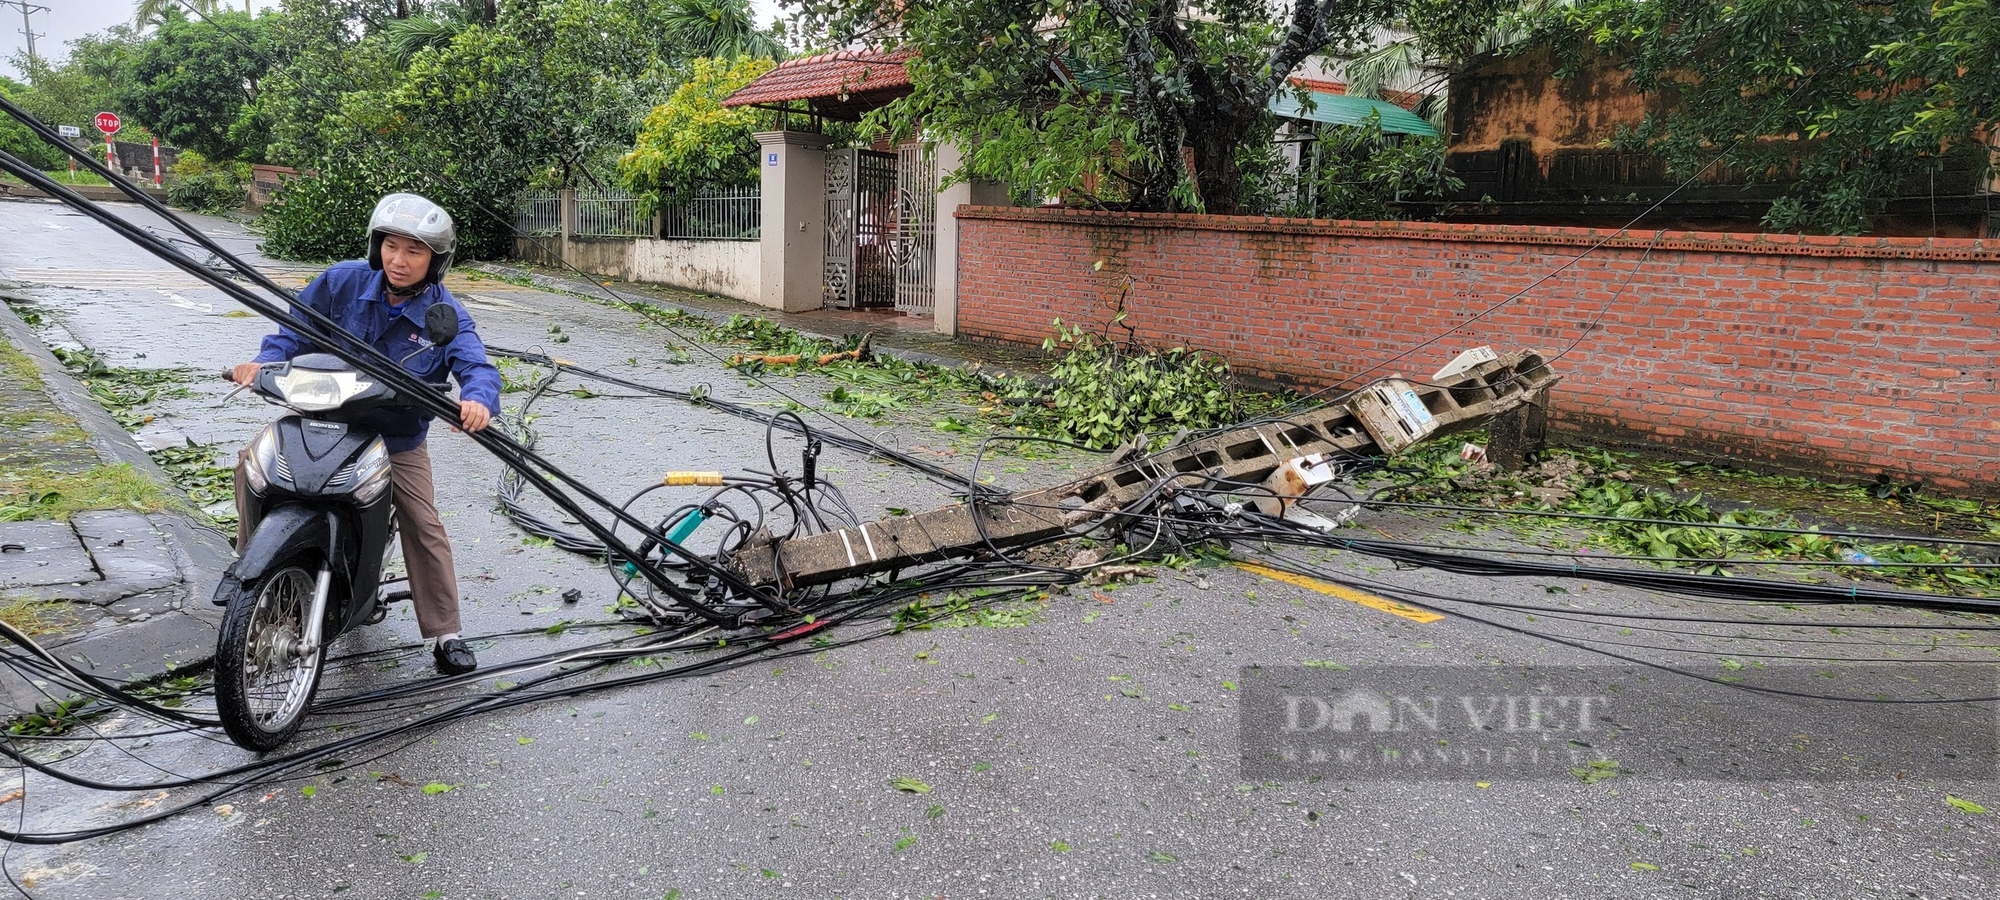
top-left (247, 1), bottom-right (398, 168)
top-left (261, 143), bottom-right (411, 261)
top-left (618, 56), bottom-right (775, 204)
top-left (1875, 1), bottom-right (2000, 154)
top-left (8, 26), bottom-right (146, 131)
top-left (1555, 1), bottom-right (1995, 235)
top-left (0, 77), bottom-right (66, 170)
top-left (800, 0), bottom-right (1516, 215)
top-left (384, 16), bottom-right (469, 68)
top-left (120, 11), bottom-right (274, 162)
top-left (661, 0), bottom-right (786, 59)
top-left (1285, 115), bottom-right (1463, 220)
top-left (264, 27), bottom-right (540, 261)
top-left (257, 0), bottom-right (709, 261)
top-left (133, 0), bottom-right (228, 30)
top-left (1042, 318), bottom-right (1240, 449)
top-left (164, 149), bottom-right (252, 213)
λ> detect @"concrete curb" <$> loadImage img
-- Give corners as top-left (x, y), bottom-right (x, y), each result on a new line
top-left (0, 296), bottom-right (169, 480)
top-left (0, 295), bottom-right (231, 712)
top-left (467, 262), bottom-right (1054, 388)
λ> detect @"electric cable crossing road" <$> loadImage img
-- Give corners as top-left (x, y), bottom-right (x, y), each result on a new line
top-left (0, 92), bottom-right (775, 630)
top-left (5, 78), bottom-right (1999, 864)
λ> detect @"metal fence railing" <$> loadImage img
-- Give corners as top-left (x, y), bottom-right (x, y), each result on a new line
top-left (574, 188), bottom-right (652, 238)
top-left (515, 193), bottom-right (562, 236)
top-left (514, 186), bottom-right (760, 241)
top-left (660, 185), bottom-right (760, 241)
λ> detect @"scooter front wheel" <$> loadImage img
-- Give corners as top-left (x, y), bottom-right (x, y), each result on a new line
top-left (214, 564), bottom-right (326, 751)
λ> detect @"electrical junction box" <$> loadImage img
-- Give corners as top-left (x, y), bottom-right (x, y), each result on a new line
top-left (1434, 346), bottom-right (1499, 382)
top-left (1350, 378), bottom-right (1438, 455)
top-left (1253, 451), bottom-right (1338, 517)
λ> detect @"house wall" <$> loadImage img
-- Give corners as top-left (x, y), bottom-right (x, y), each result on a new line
top-left (1447, 44), bottom-right (1655, 157)
top-left (1441, 45), bottom-right (1989, 235)
top-left (511, 235), bottom-right (761, 305)
top-left (953, 206), bottom-right (2000, 493)
top-left (631, 239), bottom-right (761, 301)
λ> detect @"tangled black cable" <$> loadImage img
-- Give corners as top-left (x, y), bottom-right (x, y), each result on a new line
top-left (0, 561), bottom-right (1065, 845)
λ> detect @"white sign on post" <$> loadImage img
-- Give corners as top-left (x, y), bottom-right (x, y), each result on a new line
top-left (57, 125), bottom-right (80, 138)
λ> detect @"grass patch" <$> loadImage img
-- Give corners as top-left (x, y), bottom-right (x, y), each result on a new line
top-left (0, 338), bottom-right (44, 389)
top-left (0, 406), bottom-right (87, 443)
top-left (0, 169), bottom-right (111, 188)
top-left (0, 463), bottom-right (176, 523)
top-left (0, 598), bottom-right (78, 636)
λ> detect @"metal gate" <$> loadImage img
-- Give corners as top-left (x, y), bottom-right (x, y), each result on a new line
top-left (823, 148), bottom-right (898, 309)
top-left (892, 143), bottom-right (938, 315)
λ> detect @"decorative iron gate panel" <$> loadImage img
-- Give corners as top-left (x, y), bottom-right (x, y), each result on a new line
top-left (823, 149), bottom-right (898, 309)
top-left (893, 143), bottom-right (939, 316)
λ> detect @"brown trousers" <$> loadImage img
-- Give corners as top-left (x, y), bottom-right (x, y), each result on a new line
top-left (235, 442), bottom-right (463, 638)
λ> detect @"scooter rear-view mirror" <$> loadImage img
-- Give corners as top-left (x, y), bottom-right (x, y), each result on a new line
top-left (425, 303), bottom-right (460, 347)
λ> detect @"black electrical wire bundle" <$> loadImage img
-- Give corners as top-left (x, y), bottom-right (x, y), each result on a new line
top-left (488, 347), bottom-right (991, 491)
top-left (940, 432), bottom-right (2000, 618)
top-left (480, 353), bottom-right (899, 618)
top-left (0, 97), bottom-right (785, 630)
top-left (0, 558), bottom-right (1069, 846)
top-left (598, 410), bottom-right (870, 619)
top-left (491, 360), bottom-right (614, 557)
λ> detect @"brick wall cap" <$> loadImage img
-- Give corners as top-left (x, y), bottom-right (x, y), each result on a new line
top-left (952, 205), bottom-right (2000, 262)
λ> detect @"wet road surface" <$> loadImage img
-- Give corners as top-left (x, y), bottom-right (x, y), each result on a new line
top-left (1, 198), bottom-right (1995, 900)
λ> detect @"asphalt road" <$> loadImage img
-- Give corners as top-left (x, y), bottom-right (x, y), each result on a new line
top-left (1, 198), bottom-right (1995, 900)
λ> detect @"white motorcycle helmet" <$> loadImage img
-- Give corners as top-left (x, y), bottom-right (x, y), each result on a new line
top-left (365, 193), bottom-right (456, 286)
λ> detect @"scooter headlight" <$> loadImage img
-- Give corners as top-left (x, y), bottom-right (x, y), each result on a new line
top-left (350, 440), bottom-right (393, 504)
top-left (272, 369), bottom-right (374, 412)
top-left (243, 424), bottom-right (279, 495)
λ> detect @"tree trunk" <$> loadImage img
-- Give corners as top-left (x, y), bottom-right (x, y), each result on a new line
top-left (1182, 86), bottom-right (1272, 216)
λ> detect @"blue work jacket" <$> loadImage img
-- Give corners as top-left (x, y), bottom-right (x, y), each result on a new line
top-left (253, 260), bottom-right (503, 454)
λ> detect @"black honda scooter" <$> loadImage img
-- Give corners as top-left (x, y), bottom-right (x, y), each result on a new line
top-left (212, 305), bottom-right (458, 751)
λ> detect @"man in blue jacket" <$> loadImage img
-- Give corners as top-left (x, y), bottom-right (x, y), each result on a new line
top-left (231, 193), bottom-right (501, 675)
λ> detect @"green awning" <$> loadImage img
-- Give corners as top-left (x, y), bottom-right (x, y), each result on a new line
top-left (1054, 52), bottom-right (1438, 138)
top-left (1269, 90), bottom-right (1439, 138)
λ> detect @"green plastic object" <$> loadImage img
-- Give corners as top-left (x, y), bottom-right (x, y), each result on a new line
top-left (666, 509), bottom-right (707, 545)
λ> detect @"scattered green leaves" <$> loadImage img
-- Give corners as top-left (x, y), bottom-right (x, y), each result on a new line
top-left (890, 777), bottom-right (933, 794)
top-left (1945, 795), bottom-right (1989, 814)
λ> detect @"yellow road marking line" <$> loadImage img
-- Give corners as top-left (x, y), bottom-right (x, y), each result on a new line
top-left (1233, 560), bottom-right (1444, 623)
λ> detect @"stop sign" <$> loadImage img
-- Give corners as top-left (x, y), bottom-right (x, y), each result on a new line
top-left (94, 112), bottom-right (121, 135)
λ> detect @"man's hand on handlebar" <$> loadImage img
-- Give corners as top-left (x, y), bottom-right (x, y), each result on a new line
top-left (230, 362), bottom-right (261, 386)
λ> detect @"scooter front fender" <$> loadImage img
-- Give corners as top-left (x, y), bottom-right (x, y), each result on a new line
top-left (211, 505), bottom-right (331, 605)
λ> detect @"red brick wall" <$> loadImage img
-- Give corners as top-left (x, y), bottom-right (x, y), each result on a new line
top-left (248, 164), bottom-right (299, 208)
top-left (954, 207), bottom-right (2000, 493)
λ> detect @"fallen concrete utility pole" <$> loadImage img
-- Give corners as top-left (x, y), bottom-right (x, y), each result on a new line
top-left (730, 348), bottom-right (1558, 592)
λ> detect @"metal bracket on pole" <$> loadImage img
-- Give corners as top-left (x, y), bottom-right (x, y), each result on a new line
top-left (729, 348), bottom-right (1560, 592)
